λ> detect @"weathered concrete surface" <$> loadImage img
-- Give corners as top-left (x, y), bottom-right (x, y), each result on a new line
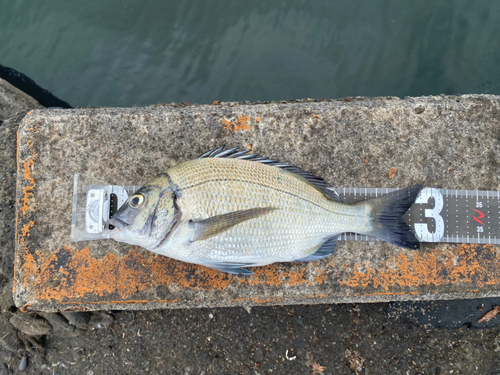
top-left (14, 95), bottom-right (500, 312)
top-left (2, 101), bottom-right (106, 351)
top-left (1, 112), bottom-right (30, 353)
top-left (0, 78), bottom-right (43, 120)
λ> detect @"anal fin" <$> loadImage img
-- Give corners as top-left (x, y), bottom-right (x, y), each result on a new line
top-left (201, 262), bottom-right (254, 275)
top-left (295, 235), bottom-right (339, 262)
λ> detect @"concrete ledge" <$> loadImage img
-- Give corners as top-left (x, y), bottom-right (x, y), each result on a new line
top-left (0, 78), bottom-right (43, 120)
top-left (14, 95), bottom-right (500, 312)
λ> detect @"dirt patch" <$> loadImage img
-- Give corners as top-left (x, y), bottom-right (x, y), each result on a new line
top-left (2, 304), bottom-right (500, 374)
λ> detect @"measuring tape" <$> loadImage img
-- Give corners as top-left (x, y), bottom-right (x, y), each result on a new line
top-left (337, 187), bottom-right (500, 245)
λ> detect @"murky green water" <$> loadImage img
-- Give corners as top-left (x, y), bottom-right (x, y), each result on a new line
top-left (1, 0), bottom-right (499, 107)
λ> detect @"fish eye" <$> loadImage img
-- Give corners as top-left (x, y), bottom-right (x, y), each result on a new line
top-left (129, 194), bottom-right (145, 208)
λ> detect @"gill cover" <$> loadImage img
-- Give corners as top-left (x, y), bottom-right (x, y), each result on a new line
top-left (109, 174), bottom-right (178, 249)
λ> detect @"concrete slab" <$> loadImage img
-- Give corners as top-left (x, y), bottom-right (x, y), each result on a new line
top-left (0, 78), bottom-right (43, 120)
top-left (14, 95), bottom-right (500, 312)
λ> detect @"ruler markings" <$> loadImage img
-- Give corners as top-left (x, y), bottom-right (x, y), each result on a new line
top-left (334, 187), bottom-right (500, 245)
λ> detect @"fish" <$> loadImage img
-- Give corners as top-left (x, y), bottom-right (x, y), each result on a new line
top-left (109, 146), bottom-right (422, 275)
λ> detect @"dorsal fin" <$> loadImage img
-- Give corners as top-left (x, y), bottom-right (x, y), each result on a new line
top-left (198, 146), bottom-right (342, 202)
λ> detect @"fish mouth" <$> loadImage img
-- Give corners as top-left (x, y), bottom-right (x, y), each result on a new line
top-left (109, 217), bottom-right (128, 234)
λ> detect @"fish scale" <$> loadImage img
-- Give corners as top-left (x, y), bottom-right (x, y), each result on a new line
top-left (165, 159), bottom-right (346, 264)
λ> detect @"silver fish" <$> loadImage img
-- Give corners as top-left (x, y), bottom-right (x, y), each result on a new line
top-left (109, 146), bottom-right (422, 274)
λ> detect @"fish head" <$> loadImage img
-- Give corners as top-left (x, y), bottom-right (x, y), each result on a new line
top-left (109, 183), bottom-right (177, 249)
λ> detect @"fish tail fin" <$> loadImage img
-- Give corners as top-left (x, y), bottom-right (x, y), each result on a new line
top-left (360, 185), bottom-right (423, 249)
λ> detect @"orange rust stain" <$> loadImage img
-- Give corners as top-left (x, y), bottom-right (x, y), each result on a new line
top-left (251, 297), bottom-right (283, 304)
top-left (21, 221), bottom-right (34, 238)
top-left (21, 246), bottom-right (334, 301)
top-left (21, 154), bottom-right (36, 214)
top-left (244, 265), bottom-right (297, 287)
top-left (19, 222), bottom-right (36, 289)
top-left (301, 294), bottom-right (330, 299)
top-left (234, 115), bottom-right (251, 132)
top-left (239, 263), bottom-right (328, 288)
top-left (152, 258), bottom-right (233, 291)
top-left (370, 292), bottom-right (395, 296)
top-left (221, 116), bottom-right (251, 133)
top-left (26, 140), bottom-right (33, 147)
top-left (388, 167), bottom-right (397, 179)
top-left (222, 119), bottom-right (232, 134)
top-left (256, 117), bottom-right (261, 122)
top-left (22, 250), bottom-right (37, 287)
top-left (19, 221), bottom-right (35, 254)
top-left (22, 246), bottom-right (238, 300)
top-left (339, 244), bottom-right (500, 290)
top-left (16, 219), bottom-right (500, 304)
top-left (310, 263), bottom-right (328, 285)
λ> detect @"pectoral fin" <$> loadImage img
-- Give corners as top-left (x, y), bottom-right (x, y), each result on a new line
top-left (189, 207), bottom-right (277, 242)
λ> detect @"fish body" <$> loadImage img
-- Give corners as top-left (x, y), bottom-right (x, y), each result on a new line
top-left (109, 147), bottom-right (422, 274)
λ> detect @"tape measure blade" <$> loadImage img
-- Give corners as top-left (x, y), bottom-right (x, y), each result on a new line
top-left (335, 187), bottom-right (500, 245)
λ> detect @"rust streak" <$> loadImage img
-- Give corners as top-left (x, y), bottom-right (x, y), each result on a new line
top-left (234, 115), bottom-right (251, 132)
top-left (221, 116), bottom-right (251, 133)
top-left (18, 244), bottom-right (500, 303)
top-left (221, 119), bottom-right (232, 134)
top-left (20, 153), bottom-right (36, 214)
top-left (21, 221), bottom-right (34, 238)
top-left (23, 245), bottom-right (332, 301)
top-left (339, 244), bottom-right (500, 290)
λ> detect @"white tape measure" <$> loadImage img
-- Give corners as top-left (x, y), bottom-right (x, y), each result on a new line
top-left (336, 187), bottom-right (500, 244)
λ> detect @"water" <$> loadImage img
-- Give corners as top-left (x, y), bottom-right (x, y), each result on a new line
top-left (1, 0), bottom-right (499, 107)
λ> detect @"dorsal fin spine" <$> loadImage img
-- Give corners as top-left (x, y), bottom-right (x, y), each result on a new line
top-left (198, 146), bottom-right (342, 202)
